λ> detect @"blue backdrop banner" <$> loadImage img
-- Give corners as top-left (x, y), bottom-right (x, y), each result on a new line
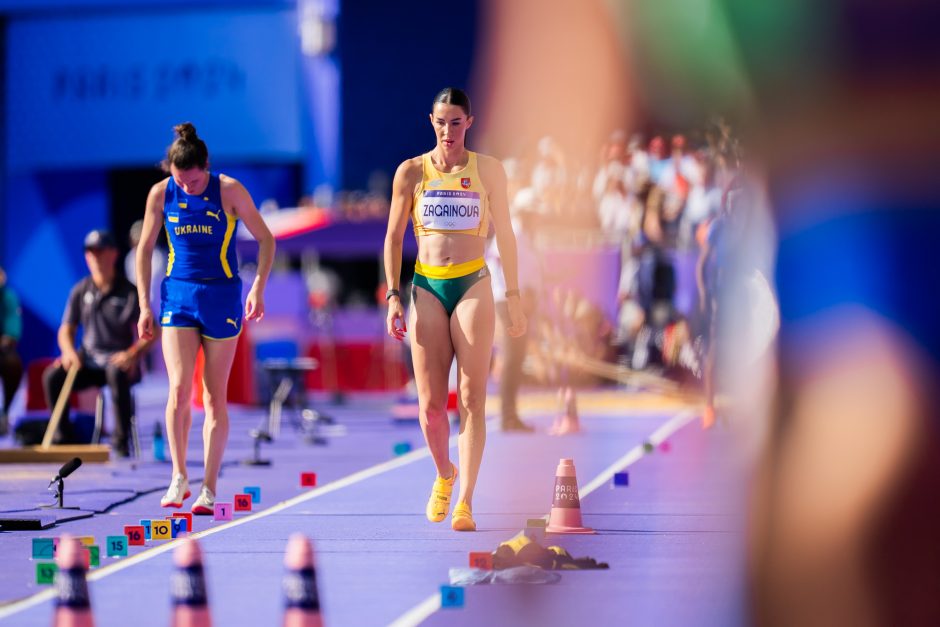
top-left (6, 7), bottom-right (302, 170)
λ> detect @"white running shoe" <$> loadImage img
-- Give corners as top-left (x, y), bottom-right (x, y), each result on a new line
top-left (191, 485), bottom-right (216, 516)
top-left (160, 474), bottom-right (190, 508)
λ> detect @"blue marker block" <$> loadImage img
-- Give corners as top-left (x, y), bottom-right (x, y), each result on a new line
top-left (243, 486), bottom-right (261, 504)
top-left (440, 585), bottom-right (464, 608)
top-left (31, 538), bottom-right (55, 560)
top-left (140, 519), bottom-right (152, 540)
top-left (393, 441), bottom-right (412, 456)
top-left (170, 518), bottom-right (186, 538)
top-left (613, 472), bottom-right (629, 487)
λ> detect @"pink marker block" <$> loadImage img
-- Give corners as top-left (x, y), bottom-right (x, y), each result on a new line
top-left (213, 503), bottom-right (233, 521)
top-left (659, 441), bottom-right (672, 453)
top-left (234, 494), bottom-right (252, 512)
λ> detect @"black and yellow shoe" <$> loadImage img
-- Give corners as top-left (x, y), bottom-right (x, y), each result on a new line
top-left (426, 463), bottom-right (457, 523)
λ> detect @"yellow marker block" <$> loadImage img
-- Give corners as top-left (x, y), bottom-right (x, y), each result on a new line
top-left (77, 536), bottom-right (95, 546)
top-left (151, 520), bottom-right (172, 540)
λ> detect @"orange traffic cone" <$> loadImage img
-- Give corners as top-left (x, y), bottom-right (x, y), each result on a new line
top-left (170, 538), bottom-right (212, 627)
top-left (282, 534), bottom-right (324, 627)
top-left (545, 458), bottom-right (594, 534)
top-left (53, 534), bottom-right (95, 627)
top-left (549, 387), bottom-right (580, 435)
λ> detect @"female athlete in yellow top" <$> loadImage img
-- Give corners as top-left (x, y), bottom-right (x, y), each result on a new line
top-left (384, 88), bottom-right (526, 531)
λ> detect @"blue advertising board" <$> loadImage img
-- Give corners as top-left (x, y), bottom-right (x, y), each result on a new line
top-left (6, 7), bottom-right (302, 170)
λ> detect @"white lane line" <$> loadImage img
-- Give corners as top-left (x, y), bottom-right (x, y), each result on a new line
top-left (0, 422), bottom-right (487, 621)
top-left (386, 408), bottom-right (698, 627)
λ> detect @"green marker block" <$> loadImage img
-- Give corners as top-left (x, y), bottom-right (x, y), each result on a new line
top-left (643, 441), bottom-right (654, 453)
top-left (88, 545), bottom-right (100, 568)
top-left (36, 562), bottom-right (58, 585)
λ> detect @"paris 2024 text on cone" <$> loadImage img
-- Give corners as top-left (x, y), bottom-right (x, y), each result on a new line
top-left (171, 538), bottom-right (212, 627)
top-left (53, 534), bottom-right (95, 627)
top-left (545, 458), bottom-right (595, 534)
top-left (283, 533), bottom-right (324, 627)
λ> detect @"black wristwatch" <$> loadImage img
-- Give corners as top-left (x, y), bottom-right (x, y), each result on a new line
top-left (385, 289), bottom-right (401, 301)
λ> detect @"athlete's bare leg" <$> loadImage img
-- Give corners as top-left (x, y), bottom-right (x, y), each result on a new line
top-left (162, 328), bottom-right (201, 479)
top-left (451, 277), bottom-right (495, 509)
top-left (200, 336), bottom-right (238, 494)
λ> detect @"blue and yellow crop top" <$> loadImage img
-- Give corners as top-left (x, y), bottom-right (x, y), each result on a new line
top-left (412, 151), bottom-right (490, 237)
top-left (163, 173), bottom-right (239, 280)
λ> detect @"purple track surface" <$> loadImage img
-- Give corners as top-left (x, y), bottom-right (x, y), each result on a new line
top-left (0, 379), bottom-right (747, 626)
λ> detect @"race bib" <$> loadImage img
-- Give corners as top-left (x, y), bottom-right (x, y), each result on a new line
top-left (418, 190), bottom-right (481, 231)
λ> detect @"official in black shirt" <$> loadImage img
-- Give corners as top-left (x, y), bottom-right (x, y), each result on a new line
top-left (43, 230), bottom-right (157, 455)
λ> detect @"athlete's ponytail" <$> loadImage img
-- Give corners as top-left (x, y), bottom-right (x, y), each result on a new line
top-left (163, 122), bottom-right (209, 172)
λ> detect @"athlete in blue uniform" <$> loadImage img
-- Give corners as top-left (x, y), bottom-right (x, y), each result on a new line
top-left (136, 123), bottom-right (275, 514)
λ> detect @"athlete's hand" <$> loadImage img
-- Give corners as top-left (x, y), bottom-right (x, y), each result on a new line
top-left (246, 287), bottom-right (265, 322)
top-left (138, 308), bottom-right (155, 341)
top-left (506, 296), bottom-right (527, 338)
top-left (387, 297), bottom-right (407, 341)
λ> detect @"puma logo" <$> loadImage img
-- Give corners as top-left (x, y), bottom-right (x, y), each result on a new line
top-left (206, 209), bottom-right (221, 222)
top-left (225, 318), bottom-right (239, 329)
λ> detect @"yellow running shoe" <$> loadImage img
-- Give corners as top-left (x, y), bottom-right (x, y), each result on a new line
top-left (452, 502), bottom-right (476, 532)
top-left (426, 463), bottom-right (457, 523)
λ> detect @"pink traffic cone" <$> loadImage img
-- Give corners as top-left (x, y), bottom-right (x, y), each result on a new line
top-left (53, 534), bottom-right (95, 627)
top-left (283, 534), bottom-right (324, 627)
top-left (545, 459), bottom-right (594, 534)
top-left (170, 538), bottom-right (212, 627)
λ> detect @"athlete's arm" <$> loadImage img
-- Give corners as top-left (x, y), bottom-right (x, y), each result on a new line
top-left (223, 177), bottom-right (275, 322)
top-left (482, 155), bottom-right (527, 338)
top-left (384, 158), bottom-right (419, 341)
top-left (136, 181), bottom-right (166, 341)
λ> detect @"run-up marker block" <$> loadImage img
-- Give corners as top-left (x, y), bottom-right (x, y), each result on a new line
top-left (243, 486), bottom-right (261, 503)
top-left (643, 441), bottom-right (654, 453)
top-left (213, 503), bottom-right (233, 521)
top-left (613, 472), bottom-right (629, 487)
top-left (169, 518), bottom-right (187, 537)
top-left (440, 585), bottom-right (464, 608)
top-left (106, 535), bottom-right (128, 558)
top-left (171, 512), bottom-right (192, 532)
top-left (393, 441), bottom-right (412, 456)
top-left (36, 562), bottom-right (58, 585)
top-left (77, 536), bottom-right (95, 546)
top-left (140, 519), bottom-right (152, 540)
top-left (88, 546), bottom-right (100, 568)
top-left (234, 494), bottom-right (252, 512)
top-left (79, 546), bottom-right (91, 570)
top-left (526, 518), bottom-right (547, 528)
top-left (659, 441), bottom-right (672, 453)
top-left (151, 520), bottom-right (172, 540)
top-left (124, 525), bottom-right (146, 546)
top-left (300, 472), bottom-right (317, 488)
top-left (468, 552), bottom-right (493, 570)
top-left (31, 538), bottom-right (55, 560)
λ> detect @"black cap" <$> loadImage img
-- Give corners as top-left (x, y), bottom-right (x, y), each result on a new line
top-left (83, 229), bottom-right (117, 250)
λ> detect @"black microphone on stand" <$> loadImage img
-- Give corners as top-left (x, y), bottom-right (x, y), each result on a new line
top-left (56, 457), bottom-right (82, 481)
top-left (45, 457), bottom-right (83, 509)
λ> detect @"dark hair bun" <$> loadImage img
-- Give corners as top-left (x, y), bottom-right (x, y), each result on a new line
top-left (174, 122), bottom-right (198, 142)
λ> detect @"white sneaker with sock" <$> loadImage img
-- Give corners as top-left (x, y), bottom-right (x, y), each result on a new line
top-left (191, 485), bottom-right (216, 515)
top-left (160, 474), bottom-right (190, 508)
